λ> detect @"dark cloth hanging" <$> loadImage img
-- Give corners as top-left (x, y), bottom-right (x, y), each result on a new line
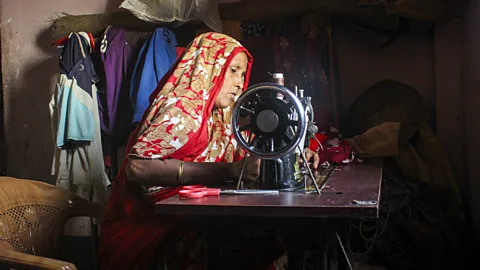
top-left (298, 34), bottom-right (334, 131)
top-left (241, 35), bottom-right (276, 85)
top-left (241, 27), bottom-right (334, 130)
top-left (98, 26), bottom-right (134, 137)
top-left (129, 28), bottom-right (179, 123)
top-left (95, 27), bottom-right (150, 178)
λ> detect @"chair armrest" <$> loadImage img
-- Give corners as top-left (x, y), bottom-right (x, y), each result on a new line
top-left (0, 249), bottom-right (77, 270)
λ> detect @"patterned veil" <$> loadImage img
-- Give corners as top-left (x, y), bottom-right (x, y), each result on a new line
top-left (130, 32), bottom-right (253, 163)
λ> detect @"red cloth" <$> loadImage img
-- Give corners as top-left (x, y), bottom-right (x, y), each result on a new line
top-left (53, 32), bottom-right (96, 52)
top-left (99, 33), bottom-right (255, 270)
top-left (308, 133), bottom-right (328, 151)
top-left (176, 47), bottom-right (186, 59)
top-left (309, 131), bottom-right (355, 164)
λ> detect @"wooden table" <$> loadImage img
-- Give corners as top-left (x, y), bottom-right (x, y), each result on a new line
top-left (156, 160), bottom-right (382, 218)
top-left (155, 160), bottom-right (383, 270)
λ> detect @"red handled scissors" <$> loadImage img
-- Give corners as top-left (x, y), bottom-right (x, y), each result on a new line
top-left (179, 185), bottom-right (221, 199)
top-left (178, 185), bottom-right (279, 199)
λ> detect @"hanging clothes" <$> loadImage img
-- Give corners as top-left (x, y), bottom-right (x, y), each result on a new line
top-left (98, 26), bottom-right (134, 137)
top-left (273, 35), bottom-right (297, 88)
top-left (49, 32), bottom-right (110, 204)
top-left (96, 29), bottom-right (151, 179)
top-left (130, 28), bottom-right (179, 123)
top-left (301, 34), bottom-right (333, 130)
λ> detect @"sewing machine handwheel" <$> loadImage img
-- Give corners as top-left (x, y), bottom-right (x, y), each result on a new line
top-left (232, 83), bottom-right (307, 160)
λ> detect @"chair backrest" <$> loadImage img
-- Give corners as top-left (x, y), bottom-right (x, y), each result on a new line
top-left (0, 177), bottom-right (105, 258)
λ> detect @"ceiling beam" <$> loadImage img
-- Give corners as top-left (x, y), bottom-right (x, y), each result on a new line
top-left (218, 0), bottom-right (359, 21)
top-left (50, 0), bottom-right (444, 40)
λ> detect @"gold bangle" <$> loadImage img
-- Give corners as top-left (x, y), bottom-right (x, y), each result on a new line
top-left (177, 161), bottom-right (185, 183)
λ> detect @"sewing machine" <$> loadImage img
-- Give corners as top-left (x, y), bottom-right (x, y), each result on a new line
top-left (156, 84), bottom-right (383, 268)
top-left (231, 83), bottom-right (321, 194)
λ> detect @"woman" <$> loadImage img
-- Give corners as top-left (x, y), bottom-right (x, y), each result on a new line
top-left (99, 32), bottom-right (319, 270)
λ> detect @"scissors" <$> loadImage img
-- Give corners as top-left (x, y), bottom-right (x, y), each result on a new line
top-left (178, 185), bottom-right (279, 199)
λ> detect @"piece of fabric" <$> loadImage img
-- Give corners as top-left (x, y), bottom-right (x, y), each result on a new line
top-left (129, 35), bottom-right (250, 162)
top-left (176, 46), bottom-right (186, 57)
top-left (308, 126), bottom-right (355, 165)
top-left (273, 35), bottom-right (296, 87)
top-left (345, 122), bottom-right (400, 158)
top-left (49, 32), bottom-right (110, 205)
top-left (130, 28), bottom-right (179, 123)
top-left (53, 33), bottom-right (97, 148)
top-left (242, 32), bottom-right (334, 129)
top-left (98, 26), bottom-right (134, 137)
top-left (99, 32), bottom-right (257, 270)
top-left (302, 34), bottom-right (333, 130)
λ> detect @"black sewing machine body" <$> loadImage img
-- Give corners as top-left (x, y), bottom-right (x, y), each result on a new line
top-left (232, 83), bottom-right (317, 192)
top-left (259, 153), bottom-right (302, 191)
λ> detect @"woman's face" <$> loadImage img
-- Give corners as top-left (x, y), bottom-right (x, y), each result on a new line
top-left (215, 52), bottom-right (248, 109)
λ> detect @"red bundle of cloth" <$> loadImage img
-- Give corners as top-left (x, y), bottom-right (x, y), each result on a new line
top-left (308, 126), bottom-right (356, 165)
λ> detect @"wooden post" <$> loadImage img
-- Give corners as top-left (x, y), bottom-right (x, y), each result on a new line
top-left (51, 11), bottom-right (165, 39)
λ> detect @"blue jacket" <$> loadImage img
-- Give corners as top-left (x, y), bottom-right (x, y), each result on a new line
top-left (130, 28), bottom-right (178, 123)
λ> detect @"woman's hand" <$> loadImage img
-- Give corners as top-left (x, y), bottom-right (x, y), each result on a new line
top-left (300, 148), bottom-right (320, 169)
top-left (233, 156), bottom-right (261, 181)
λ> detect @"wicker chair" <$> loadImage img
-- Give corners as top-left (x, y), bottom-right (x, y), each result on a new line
top-left (0, 177), bottom-right (105, 269)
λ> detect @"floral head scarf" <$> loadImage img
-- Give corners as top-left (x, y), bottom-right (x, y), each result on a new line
top-left (129, 32), bottom-right (253, 162)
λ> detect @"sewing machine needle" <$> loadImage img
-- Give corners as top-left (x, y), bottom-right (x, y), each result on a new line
top-left (298, 145), bottom-right (321, 194)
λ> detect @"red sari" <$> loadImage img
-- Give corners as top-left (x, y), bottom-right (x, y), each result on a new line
top-left (99, 32), bottom-right (270, 270)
